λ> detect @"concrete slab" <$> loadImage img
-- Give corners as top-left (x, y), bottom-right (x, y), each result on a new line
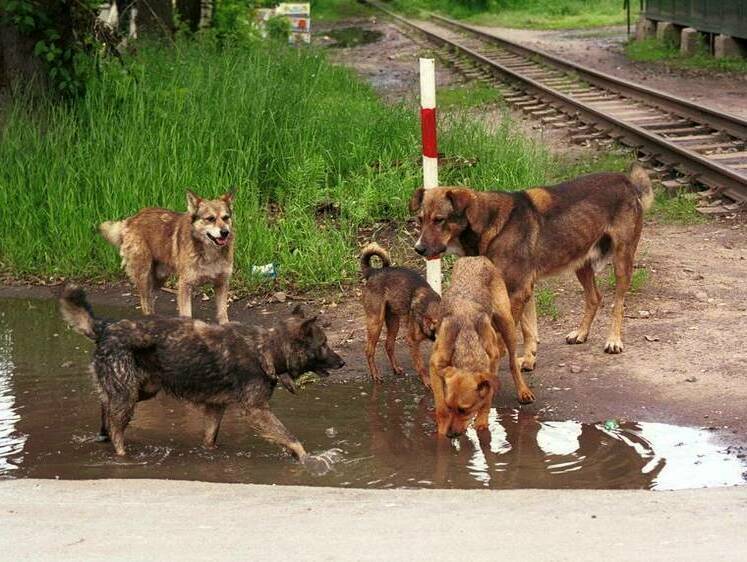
top-left (1, 479), bottom-right (746, 561)
top-left (680, 27), bottom-right (701, 56)
top-left (635, 17), bottom-right (656, 42)
top-left (715, 34), bottom-right (747, 59)
top-left (656, 21), bottom-right (681, 47)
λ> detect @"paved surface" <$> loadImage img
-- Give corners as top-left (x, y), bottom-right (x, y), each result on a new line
top-left (1, 480), bottom-right (746, 561)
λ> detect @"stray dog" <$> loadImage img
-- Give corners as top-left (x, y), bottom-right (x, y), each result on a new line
top-left (58, 285), bottom-right (345, 465)
top-left (360, 243), bottom-right (440, 387)
top-left (411, 164), bottom-right (653, 366)
top-left (100, 190), bottom-right (235, 324)
top-left (429, 257), bottom-right (532, 438)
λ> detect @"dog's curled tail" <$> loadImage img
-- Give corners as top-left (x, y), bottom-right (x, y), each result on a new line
top-left (59, 285), bottom-right (101, 340)
top-left (360, 243), bottom-right (391, 279)
top-left (629, 163), bottom-right (654, 213)
top-left (99, 220), bottom-right (125, 247)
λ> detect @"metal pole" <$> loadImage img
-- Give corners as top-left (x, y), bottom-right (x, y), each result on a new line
top-left (419, 58), bottom-right (441, 295)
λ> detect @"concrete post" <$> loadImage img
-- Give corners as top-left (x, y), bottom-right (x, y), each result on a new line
top-left (656, 21), bottom-right (681, 47)
top-left (714, 35), bottom-right (747, 59)
top-left (680, 27), bottom-right (700, 56)
top-left (635, 17), bottom-right (656, 42)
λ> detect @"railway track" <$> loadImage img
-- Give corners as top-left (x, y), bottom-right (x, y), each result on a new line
top-left (365, 1), bottom-right (747, 209)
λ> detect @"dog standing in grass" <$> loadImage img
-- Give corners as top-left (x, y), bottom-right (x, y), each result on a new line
top-left (100, 190), bottom-right (235, 324)
top-left (360, 243), bottom-right (440, 387)
top-left (430, 257), bottom-right (533, 439)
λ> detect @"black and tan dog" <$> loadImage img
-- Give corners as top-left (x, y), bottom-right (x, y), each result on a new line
top-left (59, 285), bottom-right (344, 465)
top-left (360, 243), bottom-right (440, 387)
top-left (411, 164), bottom-right (653, 367)
top-left (430, 257), bottom-right (532, 439)
top-left (100, 190), bottom-right (235, 324)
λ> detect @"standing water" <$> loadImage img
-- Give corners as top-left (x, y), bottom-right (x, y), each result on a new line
top-left (0, 297), bottom-right (744, 490)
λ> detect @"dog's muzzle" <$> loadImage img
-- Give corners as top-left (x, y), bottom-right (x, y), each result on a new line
top-left (208, 231), bottom-right (231, 247)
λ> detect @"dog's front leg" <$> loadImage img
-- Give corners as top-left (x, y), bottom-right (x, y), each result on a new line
top-left (177, 280), bottom-right (193, 318)
top-left (245, 406), bottom-right (307, 460)
top-left (516, 292), bottom-right (538, 372)
top-left (214, 277), bottom-right (230, 324)
top-left (407, 328), bottom-right (430, 388)
top-left (202, 404), bottom-right (227, 448)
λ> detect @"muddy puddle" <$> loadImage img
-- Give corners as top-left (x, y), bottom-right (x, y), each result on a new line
top-left (0, 297), bottom-right (745, 490)
top-left (325, 27), bottom-right (383, 48)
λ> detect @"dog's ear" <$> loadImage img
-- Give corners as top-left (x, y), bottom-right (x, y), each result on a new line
top-left (476, 373), bottom-right (495, 398)
top-left (221, 187), bottom-right (236, 206)
top-left (291, 304), bottom-right (305, 318)
top-left (186, 190), bottom-right (202, 215)
top-left (409, 188), bottom-right (425, 214)
top-left (446, 189), bottom-right (489, 234)
top-left (300, 316), bottom-right (318, 333)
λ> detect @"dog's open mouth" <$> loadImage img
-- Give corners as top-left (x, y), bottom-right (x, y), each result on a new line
top-left (207, 233), bottom-right (230, 247)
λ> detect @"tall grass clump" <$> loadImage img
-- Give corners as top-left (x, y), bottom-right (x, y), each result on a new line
top-left (390, 0), bottom-right (625, 29)
top-left (0, 37), bottom-right (549, 290)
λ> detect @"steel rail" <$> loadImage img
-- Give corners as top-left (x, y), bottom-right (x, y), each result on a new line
top-left (364, 1), bottom-right (747, 203)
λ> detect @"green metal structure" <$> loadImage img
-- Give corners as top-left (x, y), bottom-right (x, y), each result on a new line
top-left (644, 0), bottom-right (747, 40)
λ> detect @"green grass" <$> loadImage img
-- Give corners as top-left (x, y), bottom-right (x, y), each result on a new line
top-left (311, 0), bottom-right (371, 21)
top-left (605, 266), bottom-right (649, 293)
top-left (0, 37), bottom-right (551, 291)
top-left (626, 38), bottom-right (747, 74)
top-left (651, 188), bottom-right (705, 225)
top-left (535, 286), bottom-right (559, 320)
top-left (437, 83), bottom-right (503, 110)
top-left (549, 149), bottom-right (633, 184)
top-left (390, 0), bottom-right (625, 29)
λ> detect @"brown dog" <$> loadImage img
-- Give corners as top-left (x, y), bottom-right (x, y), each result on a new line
top-left (100, 190), bottom-right (235, 324)
top-left (430, 257), bottom-right (533, 438)
top-left (411, 164), bottom-right (652, 367)
top-left (361, 243), bottom-right (440, 386)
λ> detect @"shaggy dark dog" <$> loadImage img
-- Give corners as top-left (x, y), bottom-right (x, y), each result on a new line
top-left (59, 285), bottom-right (344, 465)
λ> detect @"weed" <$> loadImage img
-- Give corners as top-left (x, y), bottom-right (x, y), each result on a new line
top-left (437, 83), bottom-right (502, 110)
top-left (535, 286), bottom-right (559, 320)
top-left (390, 0), bottom-right (625, 29)
top-left (0, 37), bottom-right (550, 290)
top-left (604, 266), bottom-right (649, 293)
top-left (651, 188), bottom-right (705, 225)
top-left (625, 38), bottom-right (747, 74)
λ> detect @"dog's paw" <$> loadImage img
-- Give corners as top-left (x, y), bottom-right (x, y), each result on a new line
top-left (565, 330), bottom-right (588, 345)
top-left (517, 386), bottom-right (535, 404)
top-left (301, 448), bottom-right (342, 476)
top-left (518, 354), bottom-right (536, 372)
top-left (392, 366), bottom-right (405, 376)
top-left (604, 338), bottom-right (624, 354)
top-left (95, 433), bottom-right (110, 443)
top-left (419, 375), bottom-right (432, 389)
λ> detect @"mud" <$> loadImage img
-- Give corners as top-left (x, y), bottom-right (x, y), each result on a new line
top-left (0, 296), bottom-right (745, 490)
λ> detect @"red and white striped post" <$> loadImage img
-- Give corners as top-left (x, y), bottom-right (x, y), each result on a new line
top-left (419, 58), bottom-right (441, 295)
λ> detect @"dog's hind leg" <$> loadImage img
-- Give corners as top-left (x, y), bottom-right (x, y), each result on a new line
top-left (364, 301), bottom-right (385, 383)
top-left (605, 241), bottom-right (636, 354)
top-left (202, 404), bottom-right (226, 449)
top-left (123, 244), bottom-right (156, 315)
top-left (566, 263), bottom-right (602, 345)
top-left (384, 311), bottom-right (404, 376)
top-left (97, 404), bottom-right (110, 442)
top-left (245, 406), bottom-right (307, 460)
top-left (107, 399), bottom-right (135, 456)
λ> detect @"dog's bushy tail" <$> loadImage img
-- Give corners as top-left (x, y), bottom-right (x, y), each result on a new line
top-left (360, 243), bottom-right (391, 279)
top-left (58, 285), bottom-right (101, 340)
top-left (629, 163), bottom-right (654, 212)
top-left (99, 220), bottom-right (125, 247)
